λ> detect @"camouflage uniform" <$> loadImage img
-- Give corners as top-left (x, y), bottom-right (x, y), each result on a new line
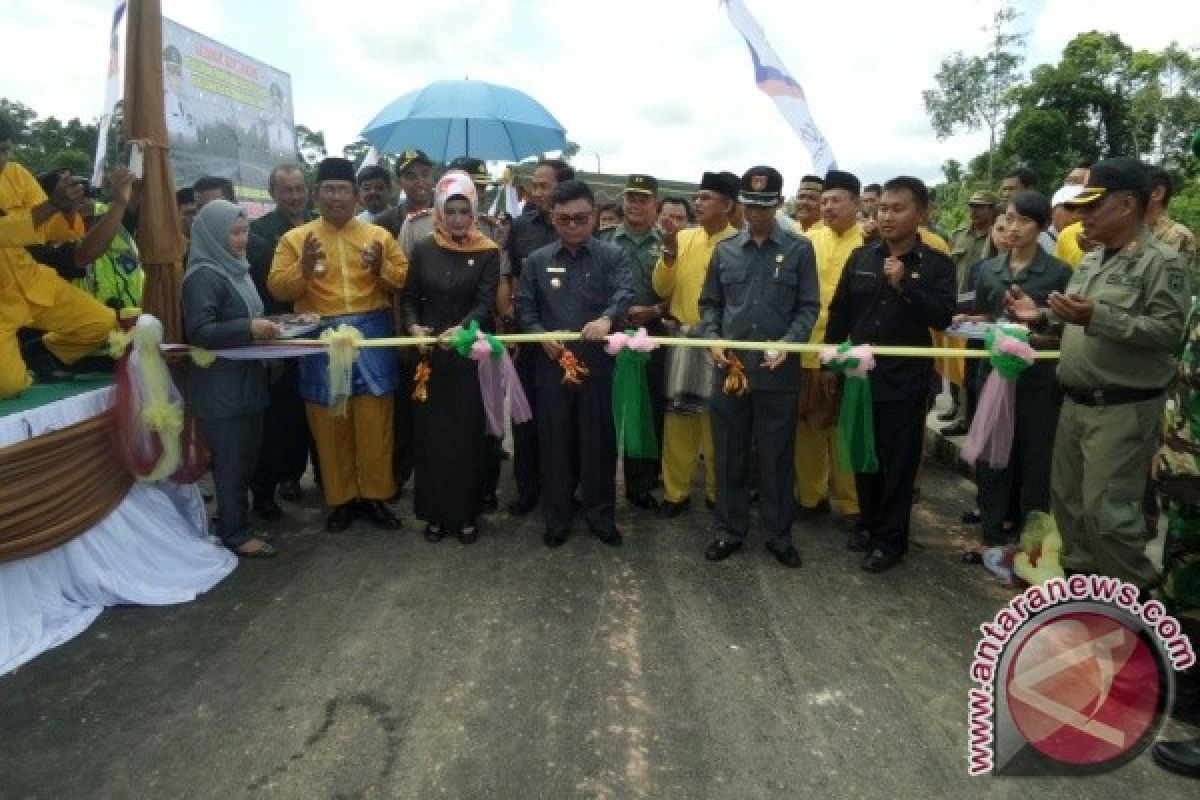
top-left (1153, 213), bottom-right (1199, 288)
top-left (1155, 297), bottom-right (1200, 620)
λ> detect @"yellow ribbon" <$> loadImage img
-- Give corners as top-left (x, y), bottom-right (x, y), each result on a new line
top-left (107, 329), bottom-right (133, 358)
top-left (189, 348), bottom-right (217, 368)
top-left (320, 324), bottom-right (363, 416)
top-left (128, 318), bottom-right (184, 481)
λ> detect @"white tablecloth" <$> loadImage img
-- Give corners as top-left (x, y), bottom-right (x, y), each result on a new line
top-left (1, 388), bottom-right (236, 676)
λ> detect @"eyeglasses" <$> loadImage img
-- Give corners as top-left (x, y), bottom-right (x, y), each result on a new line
top-left (554, 213), bottom-right (593, 227)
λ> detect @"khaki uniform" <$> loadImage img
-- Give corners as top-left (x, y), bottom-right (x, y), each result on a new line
top-left (948, 226), bottom-right (991, 293)
top-left (1051, 227), bottom-right (1190, 587)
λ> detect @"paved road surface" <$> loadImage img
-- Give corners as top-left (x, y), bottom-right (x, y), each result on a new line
top-left (1, 463), bottom-right (1196, 799)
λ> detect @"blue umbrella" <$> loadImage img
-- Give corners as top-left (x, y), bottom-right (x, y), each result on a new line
top-left (361, 79), bottom-right (568, 162)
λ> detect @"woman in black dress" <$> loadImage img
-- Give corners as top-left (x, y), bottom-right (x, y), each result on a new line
top-left (402, 171), bottom-right (500, 544)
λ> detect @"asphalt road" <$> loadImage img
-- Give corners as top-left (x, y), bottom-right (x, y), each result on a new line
top-left (1, 462), bottom-right (1196, 799)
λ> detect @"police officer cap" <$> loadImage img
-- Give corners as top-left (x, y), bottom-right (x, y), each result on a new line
top-left (1065, 157), bottom-right (1148, 209)
top-left (700, 171), bottom-right (740, 201)
top-left (396, 149), bottom-right (433, 174)
top-left (623, 174), bottom-right (659, 196)
top-left (316, 157), bottom-right (357, 185)
top-left (739, 166), bottom-right (784, 207)
top-left (448, 157), bottom-right (490, 185)
top-left (823, 170), bottom-right (861, 195)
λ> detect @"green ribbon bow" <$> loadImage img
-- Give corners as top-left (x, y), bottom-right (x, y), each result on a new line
top-left (447, 320), bottom-right (504, 360)
top-left (986, 326), bottom-right (1033, 381)
top-left (824, 342), bottom-right (879, 474)
top-left (611, 332), bottom-right (659, 460)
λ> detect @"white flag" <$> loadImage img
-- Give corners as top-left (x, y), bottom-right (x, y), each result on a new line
top-left (91, 0), bottom-right (127, 186)
top-left (722, 0), bottom-right (837, 175)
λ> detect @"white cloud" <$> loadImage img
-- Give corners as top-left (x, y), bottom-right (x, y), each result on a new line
top-left (4, 0), bottom-right (1194, 192)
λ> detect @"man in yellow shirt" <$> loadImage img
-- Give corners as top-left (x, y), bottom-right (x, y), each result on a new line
top-left (652, 171), bottom-right (740, 516)
top-left (268, 157), bottom-right (408, 533)
top-left (792, 175), bottom-right (824, 234)
top-left (795, 170), bottom-right (863, 523)
top-left (0, 122), bottom-right (115, 398)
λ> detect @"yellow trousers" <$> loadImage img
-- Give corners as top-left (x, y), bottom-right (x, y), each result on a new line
top-left (661, 412), bottom-right (716, 504)
top-left (794, 419), bottom-right (859, 515)
top-left (306, 393), bottom-right (396, 507)
top-left (0, 274), bottom-right (116, 399)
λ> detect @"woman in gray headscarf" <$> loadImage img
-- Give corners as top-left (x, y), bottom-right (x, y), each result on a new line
top-left (182, 199), bottom-right (281, 557)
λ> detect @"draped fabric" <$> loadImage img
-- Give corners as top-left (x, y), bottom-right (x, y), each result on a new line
top-left (0, 413), bottom-right (133, 563)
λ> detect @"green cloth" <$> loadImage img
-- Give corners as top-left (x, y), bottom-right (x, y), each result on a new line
top-left (823, 343), bottom-right (878, 473)
top-left (611, 343), bottom-right (658, 459)
top-left (986, 327), bottom-right (1033, 381)
top-left (0, 374), bottom-right (113, 419)
top-left (600, 222), bottom-right (663, 305)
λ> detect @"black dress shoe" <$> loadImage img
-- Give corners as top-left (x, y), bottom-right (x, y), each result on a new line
top-left (705, 539), bottom-right (743, 562)
top-left (659, 497), bottom-right (691, 518)
top-left (795, 499), bottom-right (831, 519)
top-left (543, 529), bottom-right (568, 548)
top-left (847, 526), bottom-right (870, 552)
top-left (766, 542), bottom-right (803, 568)
top-left (1152, 738), bottom-right (1200, 778)
top-left (961, 510), bottom-right (981, 525)
top-left (253, 497), bottom-right (283, 521)
top-left (277, 480), bottom-right (303, 502)
top-left (326, 503), bottom-right (355, 533)
top-left (628, 492), bottom-right (660, 511)
top-left (508, 496), bottom-right (538, 516)
top-left (458, 522), bottom-right (479, 545)
top-left (940, 421), bottom-right (969, 437)
top-left (593, 527), bottom-right (623, 547)
top-left (482, 494), bottom-right (499, 513)
top-left (360, 499), bottom-right (402, 531)
top-left (862, 548), bottom-right (903, 573)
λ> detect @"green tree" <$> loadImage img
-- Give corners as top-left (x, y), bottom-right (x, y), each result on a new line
top-left (922, 6), bottom-right (1026, 185)
top-left (561, 139), bottom-right (581, 163)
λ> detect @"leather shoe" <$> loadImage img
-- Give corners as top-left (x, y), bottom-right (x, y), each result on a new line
top-left (628, 492), bottom-right (659, 511)
top-left (326, 503), bottom-right (355, 533)
top-left (795, 499), bottom-right (830, 519)
top-left (659, 497), bottom-right (691, 518)
top-left (360, 499), bottom-right (402, 531)
top-left (847, 526), bottom-right (870, 552)
top-left (705, 539), bottom-right (743, 562)
top-left (593, 527), bottom-right (623, 547)
top-left (277, 480), bottom-right (303, 502)
top-left (940, 421), bottom-right (969, 437)
top-left (253, 497), bottom-right (283, 521)
top-left (508, 496), bottom-right (538, 516)
top-left (543, 529), bottom-right (568, 548)
top-left (1152, 738), bottom-right (1200, 778)
top-left (961, 510), bottom-right (981, 525)
top-left (862, 548), bottom-right (903, 573)
top-left (766, 543), bottom-right (803, 568)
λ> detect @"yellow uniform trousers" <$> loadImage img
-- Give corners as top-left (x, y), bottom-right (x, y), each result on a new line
top-left (0, 271), bottom-right (116, 398)
top-left (306, 393), bottom-right (396, 507)
top-left (661, 412), bottom-right (716, 504)
top-left (794, 419), bottom-right (859, 515)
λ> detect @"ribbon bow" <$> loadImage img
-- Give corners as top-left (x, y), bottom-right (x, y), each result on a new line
top-left (448, 320), bottom-right (504, 361)
top-left (320, 324), bottom-right (363, 416)
top-left (559, 351), bottom-right (590, 385)
top-left (604, 327), bottom-right (658, 355)
top-left (723, 352), bottom-right (750, 396)
top-left (411, 354), bottom-right (432, 403)
top-left (819, 342), bottom-right (878, 473)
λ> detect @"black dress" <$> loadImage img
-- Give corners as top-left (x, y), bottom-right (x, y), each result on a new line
top-left (401, 236), bottom-right (499, 529)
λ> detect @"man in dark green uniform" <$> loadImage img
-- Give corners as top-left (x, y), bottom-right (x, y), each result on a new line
top-left (700, 166), bottom-right (820, 568)
top-left (1008, 157), bottom-right (1190, 589)
top-left (600, 174), bottom-right (666, 510)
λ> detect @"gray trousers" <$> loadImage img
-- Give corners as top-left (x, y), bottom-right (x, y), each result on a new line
top-left (1051, 395), bottom-right (1162, 588)
top-left (710, 388), bottom-right (798, 547)
top-left (199, 412), bottom-right (264, 549)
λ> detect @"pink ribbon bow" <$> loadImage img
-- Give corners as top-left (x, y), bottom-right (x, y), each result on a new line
top-left (605, 327), bottom-right (658, 355)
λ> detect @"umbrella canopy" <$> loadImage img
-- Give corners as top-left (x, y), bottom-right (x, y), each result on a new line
top-left (362, 79), bottom-right (567, 163)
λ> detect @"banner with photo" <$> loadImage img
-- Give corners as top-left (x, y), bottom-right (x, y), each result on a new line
top-left (162, 18), bottom-right (295, 214)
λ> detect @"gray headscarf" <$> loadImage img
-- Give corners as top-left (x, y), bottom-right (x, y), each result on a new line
top-left (184, 198), bottom-right (264, 317)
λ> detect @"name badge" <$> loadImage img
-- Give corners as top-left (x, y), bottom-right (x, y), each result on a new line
top-left (547, 266), bottom-right (566, 273)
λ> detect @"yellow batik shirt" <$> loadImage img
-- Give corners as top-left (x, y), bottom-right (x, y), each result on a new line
top-left (0, 161), bottom-right (85, 324)
top-left (268, 216), bottom-right (408, 317)
top-left (804, 222), bottom-right (864, 367)
top-left (652, 224), bottom-right (738, 326)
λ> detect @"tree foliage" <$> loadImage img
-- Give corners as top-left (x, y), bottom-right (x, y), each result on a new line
top-left (922, 7), bottom-right (1026, 185)
top-left (0, 98), bottom-right (99, 177)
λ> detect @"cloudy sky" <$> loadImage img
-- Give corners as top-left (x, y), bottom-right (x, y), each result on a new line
top-left (5, 0), bottom-right (1198, 191)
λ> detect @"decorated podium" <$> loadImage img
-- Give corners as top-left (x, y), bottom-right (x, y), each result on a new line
top-left (0, 319), bottom-right (236, 676)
